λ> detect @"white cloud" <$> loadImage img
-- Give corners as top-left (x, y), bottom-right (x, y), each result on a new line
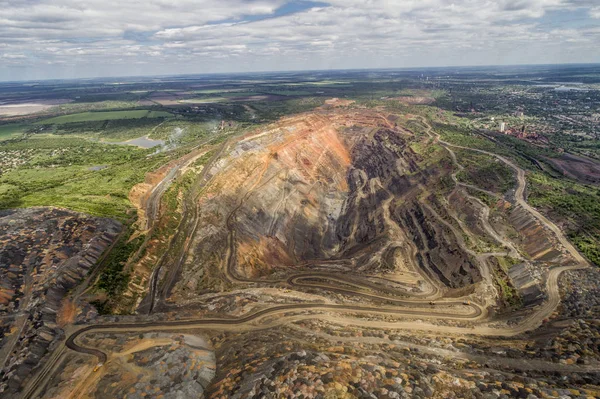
top-left (1, 53), bottom-right (27, 59)
top-left (0, 0), bottom-right (598, 80)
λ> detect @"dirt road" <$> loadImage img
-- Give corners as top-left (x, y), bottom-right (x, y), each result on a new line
top-left (21, 116), bottom-right (593, 398)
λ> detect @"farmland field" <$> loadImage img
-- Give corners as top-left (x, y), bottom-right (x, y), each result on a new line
top-left (0, 124), bottom-right (26, 141)
top-left (37, 110), bottom-right (173, 124)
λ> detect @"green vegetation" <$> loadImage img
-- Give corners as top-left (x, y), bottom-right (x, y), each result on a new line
top-left (409, 139), bottom-right (449, 170)
top-left (278, 80), bottom-right (350, 86)
top-left (259, 90), bottom-right (315, 96)
top-left (488, 131), bottom-right (557, 160)
top-left (493, 257), bottom-right (522, 309)
top-left (52, 100), bottom-right (140, 114)
top-left (93, 226), bottom-right (145, 314)
top-left (497, 256), bottom-right (520, 271)
top-left (249, 97), bottom-right (326, 121)
top-left (404, 119), bottom-right (429, 136)
top-left (192, 89), bottom-right (246, 94)
top-left (193, 150), bottom-right (216, 167)
top-left (424, 111), bottom-right (600, 269)
top-left (528, 172), bottom-right (600, 266)
top-left (455, 149), bottom-right (516, 193)
top-left (0, 136), bottom-right (174, 220)
top-left (409, 140), bottom-right (436, 156)
top-left (434, 123), bottom-right (499, 153)
top-left (556, 136), bottom-right (600, 159)
top-left (0, 115), bottom-right (222, 220)
top-left (43, 116), bottom-right (213, 144)
top-left (465, 187), bottom-right (496, 207)
top-left (37, 110), bottom-right (172, 125)
top-left (430, 113), bottom-right (600, 267)
top-left (54, 118), bottom-right (166, 141)
top-left (568, 234), bottom-right (600, 267)
top-left (156, 170), bottom-right (190, 237)
top-left (496, 272), bottom-right (522, 309)
top-left (0, 124), bottom-right (26, 141)
top-left (382, 88), bottom-right (447, 101)
top-left (149, 120), bottom-right (214, 142)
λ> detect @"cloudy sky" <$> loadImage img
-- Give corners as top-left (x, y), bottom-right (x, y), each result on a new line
top-left (1, 0), bottom-right (599, 81)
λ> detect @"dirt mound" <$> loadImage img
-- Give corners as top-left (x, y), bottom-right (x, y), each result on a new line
top-left (324, 98), bottom-right (355, 107)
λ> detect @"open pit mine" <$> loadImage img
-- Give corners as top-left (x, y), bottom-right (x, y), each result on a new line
top-left (3, 106), bottom-right (598, 399)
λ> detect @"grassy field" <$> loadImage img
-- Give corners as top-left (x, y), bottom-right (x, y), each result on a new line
top-left (0, 124), bottom-right (26, 141)
top-left (37, 110), bottom-right (172, 124)
top-left (0, 114), bottom-right (227, 221)
top-left (179, 98), bottom-right (226, 104)
top-left (192, 89), bottom-right (247, 94)
top-left (53, 118), bottom-right (166, 141)
top-left (0, 135), bottom-right (177, 220)
top-left (259, 90), bottom-right (316, 96)
top-left (148, 120), bottom-right (217, 142)
top-left (51, 100), bottom-right (140, 114)
top-left (190, 90), bottom-right (317, 98)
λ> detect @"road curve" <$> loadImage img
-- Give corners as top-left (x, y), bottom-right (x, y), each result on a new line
top-left (417, 116), bottom-right (586, 266)
top-left (415, 115), bottom-right (589, 330)
top-left (24, 116), bottom-right (593, 398)
top-left (67, 117), bottom-right (585, 358)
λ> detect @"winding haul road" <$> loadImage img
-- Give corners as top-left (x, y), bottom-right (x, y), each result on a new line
top-left (418, 116), bottom-right (589, 331)
top-left (143, 141), bottom-right (229, 314)
top-left (21, 116), bottom-right (592, 398)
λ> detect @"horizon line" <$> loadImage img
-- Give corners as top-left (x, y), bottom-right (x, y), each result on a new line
top-left (2, 61), bottom-right (600, 84)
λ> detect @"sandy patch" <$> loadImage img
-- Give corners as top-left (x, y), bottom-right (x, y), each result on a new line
top-left (393, 96), bottom-right (436, 105)
top-left (56, 298), bottom-right (78, 327)
top-left (325, 98), bottom-right (355, 107)
top-left (0, 99), bottom-right (72, 116)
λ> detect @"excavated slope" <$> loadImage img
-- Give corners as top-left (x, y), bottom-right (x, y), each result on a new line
top-left (170, 111), bottom-right (481, 301)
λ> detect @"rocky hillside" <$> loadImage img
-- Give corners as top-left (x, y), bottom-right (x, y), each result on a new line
top-left (0, 207), bottom-right (120, 397)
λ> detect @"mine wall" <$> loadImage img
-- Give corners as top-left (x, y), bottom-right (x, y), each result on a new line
top-left (508, 263), bottom-right (546, 307)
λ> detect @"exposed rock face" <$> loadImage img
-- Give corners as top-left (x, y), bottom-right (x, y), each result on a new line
top-left (337, 126), bottom-right (479, 287)
top-left (233, 113), bottom-right (351, 267)
top-left (391, 200), bottom-right (481, 289)
top-left (169, 110), bottom-right (481, 301)
top-left (508, 205), bottom-right (570, 264)
top-left (507, 262), bottom-right (545, 307)
top-left (0, 207), bottom-right (121, 397)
